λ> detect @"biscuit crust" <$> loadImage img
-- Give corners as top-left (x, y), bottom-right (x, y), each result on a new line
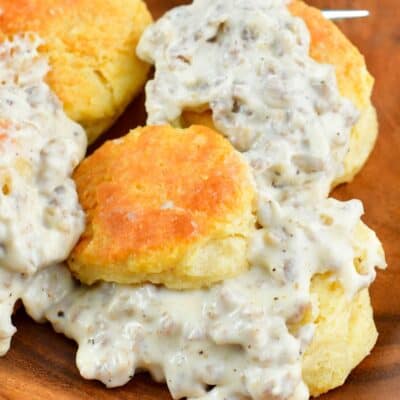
top-left (69, 125), bottom-right (255, 288)
top-left (0, 0), bottom-right (153, 143)
top-left (299, 220), bottom-right (384, 396)
top-left (182, 0), bottom-right (378, 185)
top-left (303, 276), bottom-right (378, 397)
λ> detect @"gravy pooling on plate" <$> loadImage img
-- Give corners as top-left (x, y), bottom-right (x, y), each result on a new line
top-left (0, 34), bottom-right (86, 355)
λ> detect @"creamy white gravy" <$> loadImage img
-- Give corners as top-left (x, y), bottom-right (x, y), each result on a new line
top-left (0, 35), bottom-right (86, 355)
top-left (0, 263), bottom-right (74, 355)
top-left (2, 2), bottom-right (386, 400)
top-left (36, 201), bottom-right (383, 400)
top-left (137, 0), bottom-right (357, 203)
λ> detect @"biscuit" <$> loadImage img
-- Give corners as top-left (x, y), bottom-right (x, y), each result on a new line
top-left (300, 219), bottom-right (384, 396)
top-left (303, 276), bottom-right (377, 397)
top-left (69, 125), bottom-right (256, 288)
top-left (0, 0), bottom-right (153, 144)
top-left (182, 0), bottom-right (378, 186)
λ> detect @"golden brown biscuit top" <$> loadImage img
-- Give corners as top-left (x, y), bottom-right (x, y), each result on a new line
top-left (81, 125), bottom-right (246, 255)
top-left (71, 125), bottom-right (255, 285)
top-left (0, 0), bottom-right (126, 37)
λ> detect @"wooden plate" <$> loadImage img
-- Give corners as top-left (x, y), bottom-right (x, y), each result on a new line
top-left (1, 0), bottom-right (399, 399)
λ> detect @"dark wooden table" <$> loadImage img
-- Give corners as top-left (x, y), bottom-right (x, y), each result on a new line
top-left (0, 1), bottom-right (399, 399)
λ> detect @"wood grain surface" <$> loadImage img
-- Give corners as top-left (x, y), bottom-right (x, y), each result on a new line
top-left (0, 0), bottom-right (399, 399)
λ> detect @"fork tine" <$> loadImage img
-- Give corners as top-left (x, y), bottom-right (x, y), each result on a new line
top-left (322, 10), bottom-right (370, 20)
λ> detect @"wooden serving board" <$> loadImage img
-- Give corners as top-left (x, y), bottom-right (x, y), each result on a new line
top-left (0, 0), bottom-right (399, 399)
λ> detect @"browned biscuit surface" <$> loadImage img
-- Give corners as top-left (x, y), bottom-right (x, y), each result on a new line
top-left (69, 125), bottom-right (255, 288)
